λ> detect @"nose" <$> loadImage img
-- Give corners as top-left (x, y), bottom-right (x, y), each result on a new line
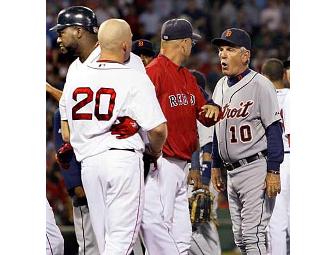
top-left (56, 37), bottom-right (62, 44)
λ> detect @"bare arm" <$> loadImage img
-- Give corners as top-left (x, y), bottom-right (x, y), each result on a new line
top-left (147, 122), bottom-right (168, 155)
top-left (61, 120), bottom-right (70, 143)
top-left (46, 82), bottom-right (62, 102)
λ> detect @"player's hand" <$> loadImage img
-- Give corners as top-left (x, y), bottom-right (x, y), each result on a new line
top-left (188, 169), bottom-right (202, 190)
top-left (56, 142), bottom-right (74, 169)
top-left (211, 168), bottom-right (225, 192)
top-left (265, 172), bottom-right (281, 198)
top-left (199, 104), bottom-right (220, 121)
top-left (143, 143), bottom-right (162, 170)
top-left (74, 186), bottom-right (86, 199)
top-left (111, 116), bottom-right (139, 139)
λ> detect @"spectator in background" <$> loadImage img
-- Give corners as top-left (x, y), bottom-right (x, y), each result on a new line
top-left (182, 0), bottom-right (207, 35)
top-left (260, 0), bottom-right (282, 32)
top-left (139, 1), bottom-right (161, 38)
top-left (283, 57), bottom-right (290, 88)
top-left (132, 39), bottom-right (156, 66)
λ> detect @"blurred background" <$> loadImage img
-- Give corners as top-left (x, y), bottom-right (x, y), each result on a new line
top-left (46, 0), bottom-right (289, 254)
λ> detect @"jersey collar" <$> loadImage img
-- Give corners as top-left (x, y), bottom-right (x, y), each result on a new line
top-left (227, 68), bottom-right (251, 87)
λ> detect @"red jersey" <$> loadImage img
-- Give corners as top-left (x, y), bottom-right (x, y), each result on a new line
top-left (146, 54), bottom-right (216, 160)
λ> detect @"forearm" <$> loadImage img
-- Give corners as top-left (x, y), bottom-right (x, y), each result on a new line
top-left (61, 120), bottom-right (70, 143)
top-left (147, 122), bottom-right (167, 153)
top-left (191, 150), bottom-right (201, 170)
top-left (46, 82), bottom-right (62, 102)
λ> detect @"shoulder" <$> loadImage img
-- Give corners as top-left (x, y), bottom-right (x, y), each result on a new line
top-left (213, 76), bottom-right (227, 94)
top-left (254, 72), bottom-right (274, 88)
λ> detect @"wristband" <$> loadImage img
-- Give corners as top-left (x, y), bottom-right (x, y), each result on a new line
top-left (267, 170), bottom-right (280, 175)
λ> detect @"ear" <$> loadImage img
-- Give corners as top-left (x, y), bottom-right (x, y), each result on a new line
top-left (122, 42), bottom-right (127, 52)
top-left (75, 27), bottom-right (84, 39)
top-left (242, 50), bottom-right (250, 65)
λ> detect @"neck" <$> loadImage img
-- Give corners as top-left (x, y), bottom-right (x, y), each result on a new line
top-left (273, 80), bottom-right (285, 89)
top-left (78, 37), bottom-right (98, 63)
top-left (99, 52), bottom-right (125, 64)
top-left (160, 48), bottom-right (184, 66)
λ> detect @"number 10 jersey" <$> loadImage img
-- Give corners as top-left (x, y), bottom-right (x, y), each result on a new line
top-left (212, 70), bottom-right (281, 163)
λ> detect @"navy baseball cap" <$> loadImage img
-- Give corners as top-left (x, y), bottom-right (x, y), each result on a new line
top-left (161, 18), bottom-right (201, 41)
top-left (212, 28), bottom-right (251, 50)
top-left (132, 39), bottom-right (156, 57)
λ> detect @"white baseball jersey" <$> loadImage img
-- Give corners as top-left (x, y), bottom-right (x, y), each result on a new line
top-left (59, 61), bottom-right (166, 161)
top-left (197, 121), bottom-right (214, 148)
top-left (59, 46), bottom-right (146, 113)
top-left (212, 70), bottom-right (281, 162)
top-left (276, 88), bottom-right (290, 152)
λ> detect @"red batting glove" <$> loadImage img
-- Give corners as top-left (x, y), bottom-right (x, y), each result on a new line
top-left (111, 116), bottom-right (140, 139)
top-left (56, 142), bottom-right (74, 169)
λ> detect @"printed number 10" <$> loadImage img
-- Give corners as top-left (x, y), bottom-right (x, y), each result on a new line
top-left (229, 125), bottom-right (252, 143)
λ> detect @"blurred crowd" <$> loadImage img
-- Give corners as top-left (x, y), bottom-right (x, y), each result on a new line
top-left (46, 0), bottom-right (289, 225)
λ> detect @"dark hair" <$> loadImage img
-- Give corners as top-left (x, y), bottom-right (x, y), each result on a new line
top-left (261, 58), bottom-right (284, 82)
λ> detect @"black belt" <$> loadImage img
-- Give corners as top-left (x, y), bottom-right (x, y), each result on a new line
top-left (284, 151), bottom-right (290, 154)
top-left (224, 150), bottom-right (267, 171)
top-left (109, 148), bottom-right (135, 152)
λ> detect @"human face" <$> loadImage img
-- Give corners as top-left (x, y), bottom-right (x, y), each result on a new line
top-left (140, 54), bottom-right (154, 67)
top-left (218, 45), bottom-right (249, 77)
top-left (180, 38), bottom-right (193, 59)
top-left (56, 26), bottom-right (80, 55)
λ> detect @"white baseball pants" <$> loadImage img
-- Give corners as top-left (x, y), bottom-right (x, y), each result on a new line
top-left (81, 150), bottom-right (144, 255)
top-left (46, 199), bottom-right (64, 255)
top-left (141, 157), bottom-right (192, 255)
top-left (268, 153), bottom-right (290, 255)
top-left (73, 204), bottom-right (99, 255)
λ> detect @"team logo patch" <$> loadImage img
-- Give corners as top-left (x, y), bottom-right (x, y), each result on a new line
top-left (225, 30), bottom-right (232, 37)
top-left (138, 40), bottom-right (144, 47)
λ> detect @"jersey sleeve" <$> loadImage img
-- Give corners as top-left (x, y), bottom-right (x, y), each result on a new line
top-left (129, 74), bottom-right (166, 131)
top-left (59, 92), bottom-right (67, 121)
top-left (146, 64), bottom-right (162, 96)
top-left (258, 77), bottom-right (281, 128)
top-left (283, 93), bottom-right (290, 136)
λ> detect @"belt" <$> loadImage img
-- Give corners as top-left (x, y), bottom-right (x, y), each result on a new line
top-left (284, 151), bottom-right (290, 154)
top-left (109, 148), bottom-right (135, 152)
top-left (224, 150), bottom-right (267, 171)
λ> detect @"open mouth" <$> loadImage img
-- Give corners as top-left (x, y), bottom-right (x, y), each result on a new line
top-left (221, 62), bottom-right (228, 69)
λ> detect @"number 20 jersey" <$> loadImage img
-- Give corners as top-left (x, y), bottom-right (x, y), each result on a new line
top-left (59, 62), bottom-right (166, 162)
top-left (212, 70), bottom-right (281, 163)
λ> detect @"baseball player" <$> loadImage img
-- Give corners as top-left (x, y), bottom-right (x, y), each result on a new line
top-left (53, 107), bottom-right (99, 255)
top-left (210, 28), bottom-right (284, 255)
top-left (261, 58), bottom-right (290, 255)
top-left (46, 198), bottom-right (64, 255)
top-left (132, 39), bottom-right (156, 66)
top-left (60, 19), bottom-right (167, 255)
top-left (188, 70), bottom-right (221, 255)
top-left (49, 6), bottom-right (147, 255)
top-left (141, 18), bottom-right (221, 255)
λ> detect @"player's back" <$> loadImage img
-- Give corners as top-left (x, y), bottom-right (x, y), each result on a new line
top-left (63, 62), bottom-right (150, 161)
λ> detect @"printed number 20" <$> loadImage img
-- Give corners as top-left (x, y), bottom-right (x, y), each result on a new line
top-left (229, 125), bottom-right (252, 143)
top-left (72, 87), bottom-right (116, 121)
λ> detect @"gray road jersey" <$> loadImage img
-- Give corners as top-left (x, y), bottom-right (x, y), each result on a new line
top-left (212, 70), bottom-right (281, 163)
